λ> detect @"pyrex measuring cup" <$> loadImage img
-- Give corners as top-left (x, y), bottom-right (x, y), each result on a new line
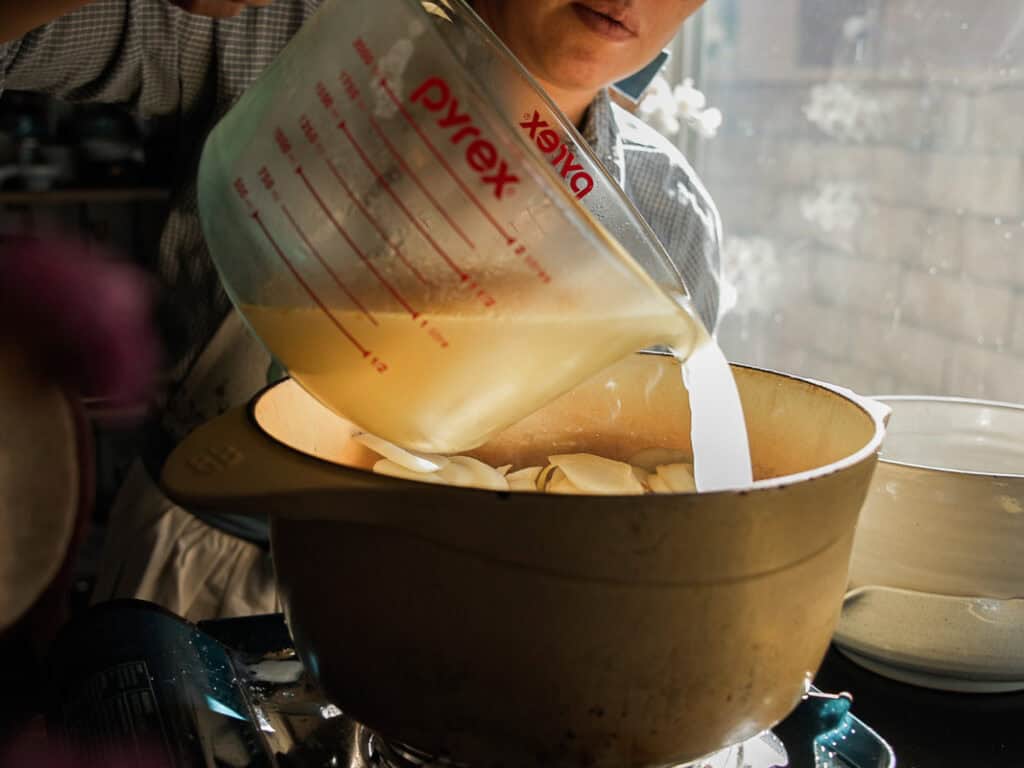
top-left (197, 0), bottom-right (707, 454)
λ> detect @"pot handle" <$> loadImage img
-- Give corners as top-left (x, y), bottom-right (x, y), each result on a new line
top-left (851, 393), bottom-right (892, 428)
top-left (160, 404), bottom-right (378, 513)
top-left (804, 377), bottom-right (892, 429)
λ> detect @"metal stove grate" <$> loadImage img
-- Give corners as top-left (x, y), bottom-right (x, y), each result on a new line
top-left (44, 602), bottom-right (894, 768)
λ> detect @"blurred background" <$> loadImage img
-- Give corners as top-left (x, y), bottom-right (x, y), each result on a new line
top-left (0, 92), bottom-right (174, 603)
top-left (652, 0), bottom-right (1024, 403)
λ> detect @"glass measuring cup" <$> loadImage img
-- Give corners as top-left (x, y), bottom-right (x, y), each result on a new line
top-left (197, 0), bottom-right (708, 454)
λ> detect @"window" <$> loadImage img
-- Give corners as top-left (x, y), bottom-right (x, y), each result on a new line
top-left (799, 0), bottom-right (874, 69)
top-left (673, 0), bottom-right (1024, 402)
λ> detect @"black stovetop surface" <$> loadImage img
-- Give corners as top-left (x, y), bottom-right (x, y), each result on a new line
top-left (814, 645), bottom-right (1023, 768)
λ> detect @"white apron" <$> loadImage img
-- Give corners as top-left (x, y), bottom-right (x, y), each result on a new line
top-left (92, 312), bottom-right (281, 622)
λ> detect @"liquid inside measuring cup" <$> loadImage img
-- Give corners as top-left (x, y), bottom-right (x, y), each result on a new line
top-left (244, 299), bottom-right (754, 492)
top-left (243, 303), bottom-right (685, 455)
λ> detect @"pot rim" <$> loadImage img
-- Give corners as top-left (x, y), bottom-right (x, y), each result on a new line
top-left (870, 394), bottom-right (1024, 480)
top-left (249, 353), bottom-right (891, 497)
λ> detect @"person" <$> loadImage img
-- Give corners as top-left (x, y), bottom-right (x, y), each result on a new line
top-left (0, 0), bottom-right (722, 622)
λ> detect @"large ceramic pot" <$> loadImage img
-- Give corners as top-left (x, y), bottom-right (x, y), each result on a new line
top-left (163, 353), bottom-right (889, 767)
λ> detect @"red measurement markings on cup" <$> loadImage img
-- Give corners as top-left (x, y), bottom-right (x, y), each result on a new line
top-left (296, 166), bottom-right (420, 319)
top-left (277, 121), bottom-right (450, 348)
top-left (251, 212), bottom-right (375, 361)
top-left (325, 75), bottom-right (475, 251)
top-left (297, 114), bottom-right (433, 288)
top-left (368, 116), bottom-right (475, 250)
top-left (379, 76), bottom-right (552, 285)
top-left (274, 126), bottom-right (297, 164)
top-left (260, 162), bottom-right (377, 324)
top-left (378, 77), bottom-right (514, 245)
top-left (234, 177), bottom-right (386, 373)
top-left (347, 39), bottom-right (553, 287)
top-left (354, 37), bottom-right (374, 67)
top-left (278, 127), bottom-right (419, 319)
top-left (337, 117), bottom-right (467, 283)
top-left (328, 73), bottom-right (496, 308)
top-left (290, 117), bottom-right (450, 348)
top-left (258, 165), bottom-right (279, 201)
top-left (279, 203), bottom-right (377, 326)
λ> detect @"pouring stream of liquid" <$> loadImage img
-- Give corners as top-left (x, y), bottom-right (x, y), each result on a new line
top-left (681, 341), bottom-right (754, 492)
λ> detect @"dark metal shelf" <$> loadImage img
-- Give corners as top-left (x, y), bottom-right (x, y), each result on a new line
top-left (0, 187), bottom-right (170, 205)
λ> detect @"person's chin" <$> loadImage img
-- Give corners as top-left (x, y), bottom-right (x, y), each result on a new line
top-left (543, 51), bottom-right (621, 92)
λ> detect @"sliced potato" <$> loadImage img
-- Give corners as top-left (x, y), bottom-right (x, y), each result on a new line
top-left (548, 454), bottom-right (646, 495)
top-left (443, 456), bottom-right (510, 491)
top-left (535, 463), bottom-right (561, 492)
top-left (354, 433), bottom-right (448, 473)
top-left (366, 438), bottom-right (698, 496)
top-left (656, 463), bottom-right (697, 493)
top-left (545, 468), bottom-right (580, 495)
top-left (647, 474), bottom-right (671, 494)
top-left (506, 466), bottom-right (543, 491)
top-left (372, 459), bottom-right (446, 484)
top-left (432, 459), bottom-right (477, 488)
top-left (629, 447), bottom-right (692, 472)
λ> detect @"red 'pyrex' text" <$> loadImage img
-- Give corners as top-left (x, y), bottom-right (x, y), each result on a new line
top-left (519, 111), bottom-right (594, 200)
top-left (410, 77), bottom-right (520, 200)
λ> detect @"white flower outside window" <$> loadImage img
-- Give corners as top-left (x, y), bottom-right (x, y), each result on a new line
top-left (637, 75), bottom-right (723, 140)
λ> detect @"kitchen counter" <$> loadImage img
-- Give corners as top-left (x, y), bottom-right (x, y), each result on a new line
top-left (815, 645), bottom-right (1023, 768)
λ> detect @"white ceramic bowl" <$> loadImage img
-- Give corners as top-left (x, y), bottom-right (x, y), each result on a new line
top-left (835, 396), bottom-right (1024, 692)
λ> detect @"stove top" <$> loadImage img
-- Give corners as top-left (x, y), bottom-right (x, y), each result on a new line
top-left (45, 601), bottom-right (894, 768)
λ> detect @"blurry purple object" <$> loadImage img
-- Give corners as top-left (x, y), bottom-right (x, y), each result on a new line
top-left (0, 238), bottom-right (159, 419)
top-left (0, 727), bottom-right (170, 768)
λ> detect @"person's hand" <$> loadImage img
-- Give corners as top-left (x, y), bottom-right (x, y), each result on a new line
top-left (168, 0), bottom-right (274, 18)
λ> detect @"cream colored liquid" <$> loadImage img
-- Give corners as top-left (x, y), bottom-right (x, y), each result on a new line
top-left (244, 304), bottom-right (687, 454)
top-left (681, 342), bottom-right (754, 491)
top-left (244, 302), bottom-right (753, 489)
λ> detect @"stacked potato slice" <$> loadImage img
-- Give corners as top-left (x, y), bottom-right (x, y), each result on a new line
top-left (353, 434), bottom-right (696, 495)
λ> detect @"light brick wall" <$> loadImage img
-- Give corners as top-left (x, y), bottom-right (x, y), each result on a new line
top-left (697, 0), bottom-right (1024, 403)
